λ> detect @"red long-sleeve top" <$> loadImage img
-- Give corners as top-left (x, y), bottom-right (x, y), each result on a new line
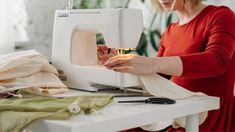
top-left (158, 5), bottom-right (235, 131)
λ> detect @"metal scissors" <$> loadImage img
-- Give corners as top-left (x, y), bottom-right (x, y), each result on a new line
top-left (118, 97), bottom-right (176, 104)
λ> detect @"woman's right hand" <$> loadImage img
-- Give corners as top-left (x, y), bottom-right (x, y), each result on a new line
top-left (97, 45), bottom-right (117, 65)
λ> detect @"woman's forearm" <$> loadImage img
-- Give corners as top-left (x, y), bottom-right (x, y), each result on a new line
top-left (155, 56), bottom-right (183, 76)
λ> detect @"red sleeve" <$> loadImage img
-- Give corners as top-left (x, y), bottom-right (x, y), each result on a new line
top-left (180, 7), bottom-right (235, 78)
top-left (157, 40), bottom-right (165, 57)
top-left (157, 36), bottom-right (172, 79)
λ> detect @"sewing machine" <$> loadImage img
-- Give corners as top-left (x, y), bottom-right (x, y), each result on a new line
top-left (51, 7), bottom-right (144, 91)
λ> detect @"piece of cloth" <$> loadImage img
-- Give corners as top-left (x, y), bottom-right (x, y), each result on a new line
top-left (139, 74), bottom-right (207, 131)
top-left (0, 90), bottom-right (113, 132)
top-left (158, 5), bottom-right (235, 131)
top-left (0, 50), bottom-right (68, 97)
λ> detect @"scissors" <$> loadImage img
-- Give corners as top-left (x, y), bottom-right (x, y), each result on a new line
top-left (118, 97), bottom-right (176, 104)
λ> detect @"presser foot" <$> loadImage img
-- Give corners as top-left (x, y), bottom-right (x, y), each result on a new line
top-left (87, 84), bottom-right (152, 97)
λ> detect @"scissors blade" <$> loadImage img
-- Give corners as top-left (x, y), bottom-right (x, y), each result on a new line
top-left (118, 100), bottom-right (146, 103)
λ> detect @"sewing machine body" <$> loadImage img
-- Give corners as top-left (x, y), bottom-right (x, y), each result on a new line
top-left (52, 9), bottom-right (143, 91)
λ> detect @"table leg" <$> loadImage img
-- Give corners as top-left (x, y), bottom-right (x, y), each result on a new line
top-left (186, 114), bottom-right (199, 132)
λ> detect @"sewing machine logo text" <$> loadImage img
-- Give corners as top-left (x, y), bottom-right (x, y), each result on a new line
top-left (57, 13), bottom-right (68, 17)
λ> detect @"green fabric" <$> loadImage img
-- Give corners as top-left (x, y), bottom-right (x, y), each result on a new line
top-left (0, 90), bottom-right (113, 132)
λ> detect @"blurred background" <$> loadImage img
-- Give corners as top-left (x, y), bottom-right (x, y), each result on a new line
top-left (1, 0), bottom-right (235, 60)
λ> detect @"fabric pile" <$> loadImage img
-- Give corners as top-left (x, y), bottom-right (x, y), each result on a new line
top-left (0, 50), bottom-right (114, 132)
top-left (0, 50), bottom-right (68, 98)
top-left (0, 90), bottom-right (113, 132)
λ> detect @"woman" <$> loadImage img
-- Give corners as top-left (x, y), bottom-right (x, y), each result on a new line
top-left (98, 0), bottom-right (235, 131)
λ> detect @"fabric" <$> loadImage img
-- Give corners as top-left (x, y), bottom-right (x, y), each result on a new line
top-left (139, 74), bottom-right (207, 131)
top-left (140, 74), bottom-right (206, 100)
top-left (0, 50), bottom-right (68, 97)
top-left (0, 90), bottom-right (113, 132)
top-left (158, 5), bottom-right (235, 131)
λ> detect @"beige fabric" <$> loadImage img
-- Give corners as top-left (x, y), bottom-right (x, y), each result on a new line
top-left (140, 74), bottom-right (207, 131)
top-left (0, 50), bottom-right (68, 96)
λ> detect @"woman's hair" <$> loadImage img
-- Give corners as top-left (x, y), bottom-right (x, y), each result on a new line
top-left (152, 0), bottom-right (202, 12)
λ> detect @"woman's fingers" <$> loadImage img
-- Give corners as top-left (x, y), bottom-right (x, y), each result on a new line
top-left (104, 57), bottom-right (131, 67)
top-left (97, 45), bottom-right (107, 50)
top-left (100, 54), bottom-right (159, 75)
top-left (106, 54), bottom-right (130, 62)
top-left (97, 45), bottom-right (119, 65)
top-left (97, 45), bottom-right (107, 55)
top-left (104, 54), bottom-right (137, 68)
top-left (105, 61), bottom-right (132, 69)
top-left (98, 54), bottom-right (117, 65)
top-left (113, 66), bottom-right (134, 74)
top-left (97, 45), bottom-right (109, 64)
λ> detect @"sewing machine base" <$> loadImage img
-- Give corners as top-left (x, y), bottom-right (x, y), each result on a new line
top-left (69, 84), bottom-right (150, 97)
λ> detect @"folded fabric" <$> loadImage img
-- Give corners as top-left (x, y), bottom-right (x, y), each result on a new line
top-left (139, 74), bottom-right (207, 131)
top-left (0, 50), bottom-right (68, 96)
top-left (0, 90), bottom-right (113, 132)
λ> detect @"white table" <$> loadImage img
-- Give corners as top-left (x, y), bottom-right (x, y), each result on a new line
top-left (25, 90), bottom-right (219, 132)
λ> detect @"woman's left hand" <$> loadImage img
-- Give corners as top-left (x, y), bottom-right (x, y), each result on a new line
top-left (103, 54), bottom-right (159, 75)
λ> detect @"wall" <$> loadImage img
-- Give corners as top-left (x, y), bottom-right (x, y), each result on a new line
top-left (15, 0), bottom-right (235, 59)
top-left (205, 0), bottom-right (235, 11)
top-left (15, 0), bottom-right (67, 59)
top-left (0, 0), bottom-right (15, 54)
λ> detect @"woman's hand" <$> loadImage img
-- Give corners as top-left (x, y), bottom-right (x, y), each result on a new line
top-left (97, 45), bottom-right (117, 65)
top-left (103, 54), bottom-right (159, 75)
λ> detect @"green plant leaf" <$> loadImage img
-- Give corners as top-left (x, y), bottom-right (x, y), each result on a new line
top-left (150, 32), bottom-right (158, 51)
top-left (96, 34), bottom-right (105, 45)
top-left (73, 0), bottom-right (79, 9)
top-left (80, 0), bottom-right (91, 9)
top-left (124, 0), bottom-right (131, 8)
top-left (136, 33), bottom-right (148, 56)
top-left (166, 13), bottom-right (173, 27)
top-left (144, 50), bottom-right (149, 57)
top-left (94, 0), bottom-right (103, 8)
top-left (141, 0), bottom-right (145, 3)
top-left (153, 30), bottom-right (161, 38)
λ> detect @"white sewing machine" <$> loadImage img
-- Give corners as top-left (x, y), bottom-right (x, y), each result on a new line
top-left (51, 5), bottom-right (144, 91)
